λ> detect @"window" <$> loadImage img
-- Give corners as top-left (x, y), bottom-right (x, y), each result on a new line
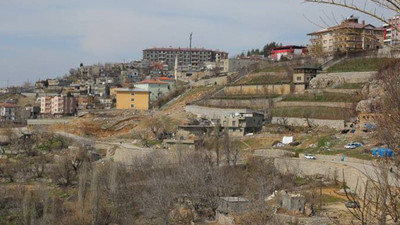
top-left (130, 93), bottom-right (135, 96)
top-left (130, 104), bottom-right (135, 108)
top-left (232, 121), bottom-right (236, 126)
top-left (297, 76), bottom-right (302, 81)
top-left (131, 98), bottom-right (135, 102)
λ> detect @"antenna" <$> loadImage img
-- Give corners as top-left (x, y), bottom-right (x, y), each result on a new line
top-left (189, 32), bottom-right (193, 67)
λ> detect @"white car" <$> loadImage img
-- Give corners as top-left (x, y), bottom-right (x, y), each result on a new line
top-left (304, 154), bottom-right (316, 160)
top-left (344, 142), bottom-right (363, 149)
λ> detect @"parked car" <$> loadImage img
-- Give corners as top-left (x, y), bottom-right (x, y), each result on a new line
top-left (345, 201), bottom-right (360, 208)
top-left (304, 154), bottom-right (316, 160)
top-left (344, 142), bottom-right (363, 149)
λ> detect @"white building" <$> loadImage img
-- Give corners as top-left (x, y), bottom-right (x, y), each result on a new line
top-left (0, 103), bottom-right (17, 121)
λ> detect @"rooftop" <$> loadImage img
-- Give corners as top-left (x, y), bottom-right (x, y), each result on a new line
top-left (116, 88), bottom-right (150, 93)
top-left (0, 102), bottom-right (17, 108)
top-left (156, 77), bottom-right (175, 81)
top-left (136, 79), bottom-right (169, 85)
top-left (144, 47), bottom-right (227, 54)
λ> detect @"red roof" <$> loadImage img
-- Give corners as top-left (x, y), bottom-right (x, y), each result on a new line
top-left (136, 79), bottom-right (168, 85)
top-left (0, 103), bottom-right (17, 108)
top-left (156, 77), bottom-right (175, 81)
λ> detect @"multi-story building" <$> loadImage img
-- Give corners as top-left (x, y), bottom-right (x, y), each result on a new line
top-left (308, 15), bottom-right (384, 53)
top-left (115, 88), bottom-right (150, 110)
top-left (134, 79), bottom-right (171, 102)
top-left (383, 15), bottom-right (400, 45)
top-left (143, 47), bottom-right (228, 70)
top-left (0, 103), bottom-right (17, 121)
top-left (40, 95), bottom-right (77, 116)
top-left (220, 112), bottom-right (264, 136)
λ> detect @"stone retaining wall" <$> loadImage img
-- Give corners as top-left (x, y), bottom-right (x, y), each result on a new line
top-left (275, 101), bottom-right (354, 109)
top-left (224, 83), bottom-right (291, 95)
top-left (274, 158), bottom-right (367, 195)
top-left (321, 71), bottom-right (376, 83)
top-left (271, 117), bottom-right (345, 130)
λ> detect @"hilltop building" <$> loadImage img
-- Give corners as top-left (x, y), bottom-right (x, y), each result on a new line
top-left (270, 46), bottom-right (307, 61)
top-left (143, 47), bottom-right (228, 70)
top-left (308, 15), bottom-right (384, 53)
top-left (383, 15), bottom-right (400, 45)
top-left (40, 95), bottom-right (77, 117)
top-left (115, 88), bottom-right (150, 110)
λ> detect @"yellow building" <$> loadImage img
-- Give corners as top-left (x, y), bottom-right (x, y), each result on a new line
top-left (116, 88), bottom-right (150, 110)
top-left (308, 15), bottom-right (384, 53)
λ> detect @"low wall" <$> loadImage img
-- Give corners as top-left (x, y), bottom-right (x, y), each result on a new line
top-left (321, 71), bottom-right (376, 83)
top-left (254, 149), bottom-right (295, 158)
top-left (275, 101), bottom-right (354, 109)
top-left (271, 117), bottom-right (345, 130)
top-left (274, 158), bottom-right (368, 195)
top-left (192, 76), bottom-right (229, 87)
top-left (307, 88), bottom-right (360, 95)
top-left (185, 105), bottom-right (251, 119)
top-left (198, 98), bottom-right (274, 110)
top-left (225, 83), bottom-right (291, 96)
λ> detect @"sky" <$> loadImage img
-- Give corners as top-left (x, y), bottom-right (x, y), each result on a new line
top-left (0, 0), bottom-right (391, 87)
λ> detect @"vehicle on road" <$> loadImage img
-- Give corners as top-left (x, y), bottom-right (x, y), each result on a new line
top-left (304, 154), bottom-right (316, 160)
top-left (344, 142), bottom-right (363, 149)
top-left (345, 201), bottom-right (360, 208)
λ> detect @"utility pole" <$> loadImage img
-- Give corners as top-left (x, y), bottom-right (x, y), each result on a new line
top-left (189, 32), bottom-right (193, 69)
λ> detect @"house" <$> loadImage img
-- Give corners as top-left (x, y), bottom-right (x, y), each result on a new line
top-left (115, 88), bottom-right (150, 110)
top-left (134, 79), bottom-right (170, 102)
top-left (218, 197), bottom-right (250, 213)
top-left (220, 112), bottom-right (264, 136)
top-left (270, 45), bottom-right (307, 61)
top-left (0, 103), bottom-right (17, 122)
top-left (272, 191), bottom-right (306, 214)
top-left (308, 15), bottom-right (384, 53)
top-left (293, 66), bottom-right (321, 92)
top-left (40, 95), bottom-right (77, 117)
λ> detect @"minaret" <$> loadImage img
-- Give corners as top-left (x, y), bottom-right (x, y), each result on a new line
top-left (174, 55), bottom-right (178, 80)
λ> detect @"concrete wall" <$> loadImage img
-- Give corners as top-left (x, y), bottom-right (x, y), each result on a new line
top-left (307, 88), bottom-right (360, 94)
top-left (192, 76), bottom-right (229, 87)
top-left (274, 158), bottom-right (368, 195)
top-left (321, 71), bottom-right (376, 83)
top-left (224, 84), bottom-right (291, 96)
top-left (271, 117), bottom-right (345, 130)
top-left (198, 98), bottom-right (274, 110)
top-left (185, 105), bottom-right (251, 119)
top-left (275, 101), bottom-right (354, 109)
top-left (254, 149), bottom-right (295, 158)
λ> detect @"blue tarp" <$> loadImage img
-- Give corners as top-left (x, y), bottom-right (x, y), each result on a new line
top-left (372, 148), bottom-right (394, 157)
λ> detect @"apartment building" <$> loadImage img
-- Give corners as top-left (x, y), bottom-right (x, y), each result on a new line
top-left (0, 103), bottom-right (17, 121)
top-left (143, 47), bottom-right (228, 70)
top-left (383, 15), bottom-right (400, 45)
top-left (115, 88), bottom-right (150, 110)
top-left (40, 95), bottom-right (77, 117)
top-left (308, 15), bottom-right (384, 53)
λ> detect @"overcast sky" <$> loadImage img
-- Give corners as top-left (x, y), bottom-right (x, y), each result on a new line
top-left (0, 0), bottom-right (390, 86)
